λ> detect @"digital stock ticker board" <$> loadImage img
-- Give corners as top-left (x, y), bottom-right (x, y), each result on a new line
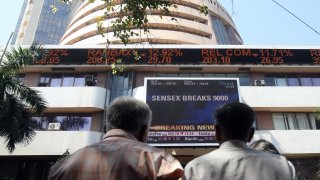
top-left (32, 48), bottom-right (320, 66)
top-left (145, 78), bottom-right (240, 146)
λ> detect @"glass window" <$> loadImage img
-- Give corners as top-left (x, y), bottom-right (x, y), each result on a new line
top-left (287, 75), bottom-right (300, 86)
top-left (214, 74), bottom-right (225, 77)
top-left (275, 78), bottom-right (287, 86)
top-left (56, 116), bottom-right (91, 131)
top-left (295, 113), bottom-right (311, 129)
top-left (190, 74), bottom-right (202, 77)
top-left (226, 74), bottom-right (237, 77)
top-left (300, 77), bottom-right (313, 86)
top-left (108, 71), bottom-right (133, 102)
top-left (265, 76), bottom-right (276, 86)
top-left (32, 114), bottom-right (91, 131)
top-left (50, 74), bottom-right (62, 87)
top-left (212, 17), bottom-right (230, 44)
top-left (312, 77), bottom-right (320, 86)
top-left (74, 74), bottom-right (85, 86)
top-left (62, 74), bottom-right (75, 87)
top-left (272, 113), bottom-right (286, 130)
top-left (203, 74), bottom-right (215, 77)
top-left (39, 75), bottom-right (50, 87)
top-left (308, 113), bottom-right (317, 129)
top-left (285, 113), bottom-right (298, 130)
top-left (272, 113), bottom-right (317, 130)
top-left (179, 73), bottom-right (191, 77)
top-left (239, 74), bottom-right (251, 86)
top-left (123, 75), bottom-right (129, 90)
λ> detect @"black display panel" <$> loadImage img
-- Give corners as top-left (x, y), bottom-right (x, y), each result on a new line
top-left (145, 78), bottom-right (240, 146)
top-left (32, 48), bottom-right (320, 65)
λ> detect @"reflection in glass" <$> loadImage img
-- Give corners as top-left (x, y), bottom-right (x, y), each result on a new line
top-left (74, 74), bottom-right (85, 86)
top-left (287, 77), bottom-right (300, 86)
top-left (62, 74), bottom-right (75, 87)
top-left (50, 74), bottom-right (62, 87)
top-left (275, 78), bottom-right (287, 86)
top-left (312, 77), bottom-right (320, 86)
top-left (300, 77), bottom-right (313, 86)
top-left (32, 115), bottom-right (91, 131)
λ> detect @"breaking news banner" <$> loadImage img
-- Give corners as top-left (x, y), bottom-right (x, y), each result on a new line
top-left (145, 78), bottom-right (241, 146)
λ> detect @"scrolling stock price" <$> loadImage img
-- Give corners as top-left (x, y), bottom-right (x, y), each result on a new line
top-left (33, 49), bottom-right (68, 64)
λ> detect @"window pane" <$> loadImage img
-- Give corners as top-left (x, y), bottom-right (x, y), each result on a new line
top-left (272, 113), bottom-right (286, 130)
top-left (307, 113), bottom-right (317, 129)
top-left (81, 117), bottom-right (92, 131)
top-left (50, 75), bottom-right (62, 87)
top-left (214, 74), bottom-right (225, 77)
top-left (55, 115), bottom-right (91, 131)
top-left (179, 73), bottom-right (190, 77)
top-left (226, 74), bottom-right (237, 77)
top-left (190, 73), bottom-right (202, 77)
top-left (295, 113), bottom-right (311, 129)
top-left (62, 74), bottom-right (75, 87)
top-left (312, 77), bottom-right (320, 86)
top-left (203, 74), bottom-right (215, 77)
top-left (265, 76), bottom-right (276, 86)
top-left (300, 77), bottom-right (313, 86)
top-left (286, 113), bottom-right (298, 130)
top-left (116, 75), bottom-right (124, 90)
top-left (276, 78), bottom-right (287, 86)
top-left (74, 74), bottom-right (85, 86)
top-left (123, 75), bottom-right (129, 90)
top-left (239, 74), bottom-right (251, 86)
top-left (287, 77), bottom-right (300, 86)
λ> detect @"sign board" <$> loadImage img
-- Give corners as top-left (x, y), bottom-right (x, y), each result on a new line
top-left (145, 78), bottom-right (240, 146)
top-left (32, 48), bottom-right (320, 66)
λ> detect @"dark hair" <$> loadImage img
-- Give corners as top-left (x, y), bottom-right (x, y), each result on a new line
top-left (250, 139), bottom-right (280, 155)
top-left (214, 102), bottom-right (255, 141)
top-left (106, 96), bottom-right (152, 134)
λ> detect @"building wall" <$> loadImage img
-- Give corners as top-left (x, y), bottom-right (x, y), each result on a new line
top-left (91, 112), bottom-right (104, 132)
top-left (256, 111), bottom-right (274, 130)
top-left (60, 0), bottom-right (242, 45)
top-left (13, 0), bottom-right (72, 45)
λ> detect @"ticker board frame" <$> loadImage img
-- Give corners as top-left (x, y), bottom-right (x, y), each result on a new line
top-left (25, 44), bottom-right (320, 66)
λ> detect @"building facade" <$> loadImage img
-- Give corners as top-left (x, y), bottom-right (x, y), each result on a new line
top-left (11, 0), bottom-right (74, 45)
top-left (1, 0), bottom-right (319, 179)
top-left (60, 0), bottom-right (242, 45)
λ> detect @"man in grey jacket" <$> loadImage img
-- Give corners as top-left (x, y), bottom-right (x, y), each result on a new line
top-left (184, 102), bottom-right (296, 180)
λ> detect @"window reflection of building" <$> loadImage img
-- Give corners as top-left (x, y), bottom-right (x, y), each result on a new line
top-left (272, 113), bottom-right (318, 130)
top-left (108, 71), bottom-right (134, 102)
top-left (38, 73), bottom-right (96, 87)
top-left (33, 0), bottom-right (71, 44)
top-left (211, 16), bottom-right (231, 44)
top-left (32, 114), bottom-right (92, 131)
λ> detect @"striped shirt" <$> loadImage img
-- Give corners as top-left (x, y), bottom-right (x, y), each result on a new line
top-left (48, 129), bottom-right (183, 180)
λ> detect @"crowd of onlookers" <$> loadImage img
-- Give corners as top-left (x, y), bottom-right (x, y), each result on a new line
top-left (48, 97), bottom-right (298, 180)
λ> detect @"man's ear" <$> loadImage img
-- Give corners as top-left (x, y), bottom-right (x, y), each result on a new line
top-left (214, 125), bottom-right (221, 142)
top-left (247, 127), bottom-right (255, 142)
top-left (138, 125), bottom-right (149, 143)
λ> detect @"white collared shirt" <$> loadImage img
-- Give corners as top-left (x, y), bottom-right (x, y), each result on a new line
top-left (184, 140), bottom-right (295, 180)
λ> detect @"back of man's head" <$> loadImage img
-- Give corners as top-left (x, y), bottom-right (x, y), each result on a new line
top-left (106, 97), bottom-right (152, 136)
top-left (214, 102), bottom-right (255, 142)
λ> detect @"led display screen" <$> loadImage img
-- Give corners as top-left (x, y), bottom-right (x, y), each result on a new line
top-left (145, 78), bottom-right (240, 146)
top-left (32, 48), bottom-right (320, 65)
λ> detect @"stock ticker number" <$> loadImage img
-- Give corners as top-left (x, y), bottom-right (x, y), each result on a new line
top-left (33, 56), bottom-right (60, 64)
top-left (32, 49), bottom-right (69, 65)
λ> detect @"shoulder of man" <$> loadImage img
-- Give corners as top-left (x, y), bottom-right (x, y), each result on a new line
top-left (133, 143), bottom-right (184, 179)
